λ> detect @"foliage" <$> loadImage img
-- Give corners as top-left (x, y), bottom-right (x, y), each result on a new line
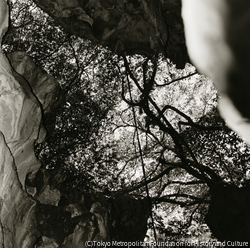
top-left (4, 0), bottom-right (124, 193)
top-left (183, 108), bottom-right (250, 187)
top-left (4, 0), bottom-right (250, 243)
top-left (111, 54), bottom-right (250, 241)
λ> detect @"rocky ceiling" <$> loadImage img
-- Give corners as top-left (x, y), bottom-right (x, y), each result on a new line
top-left (33, 0), bottom-right (189, 69)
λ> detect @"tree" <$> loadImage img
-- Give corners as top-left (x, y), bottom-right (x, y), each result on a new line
top-left (115, 55), bottom-right (250, 242)
top-left (1, 0), bottom-right (250, 246)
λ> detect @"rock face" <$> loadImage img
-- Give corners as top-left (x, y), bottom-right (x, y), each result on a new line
top-left (0, 131), bottom-right (39, 247)
top-left (60, 195), bottom-right (151, 247)
top-left (7, 51), bottom-right (64, 135)
top-left (33, 0), bottom-right (189, 68)
top-left (0, 0), bottom-right (43, 189)
top-left (0, 0), bottom-right (42, 246)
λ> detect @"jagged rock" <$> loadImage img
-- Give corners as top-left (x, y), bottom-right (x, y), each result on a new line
top-left (35, 185), bottom-right (61, 206)
top-left (0, 1), bottom-right (113, 246)
top-left (0, 0), bottom-right (43, 188)
top-left (35, 200), bottom-right (110, 247)
top-left (7, 51), bottom-right (64, 134)
top-left (0, 1), bottom-right (78, 246)
top-left (35, 237), bottom-right (59, 248)
top-left (0, 59), bottom-right (44, 187)
top-left (65, 203), bottom-right (84, 218)
top-left (26, 168), bottom-right (51, 196)
top-left (33, 0), bottom-right (189, 68)
top-left (90, 202), bottom-right (109, 241)
top-left (59, 194), bottom-right (151, 247)
top-left (59, 194), bottom-right (111, 246)
top-left (62, 202), bottom-right (109, 247)
top-left (62, 217), bottom-right (96, 247)
top-left (0, 131), bottom-right (39, 247)
top-left (0, 1), bottom-right (41, 247)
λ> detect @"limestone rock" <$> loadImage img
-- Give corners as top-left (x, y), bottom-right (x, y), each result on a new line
top-left (0, 64), bottom-right (43, 187)
top-left (62, 218), bottom-right (96, 247)
top-left (0, 1), bottom-right (115, 246)
top-left (0, 1), bottom-right (41, 246)
top-left (0, 0), bottom-right (43, 188)
top-left (90, 202), bottom-right (109, 241)
top-left (7, 51), bottom-right (64, 134)
top-left (65, 203), bottom-right (84, 218)
top-left (35, 237), bottom-right (59, 248)
top-left (62, 201), bottom-right (109, 247)
top-left (0, 131), bottom-right (39, 247)
top-left (35, 185), bottom-right (61, 206)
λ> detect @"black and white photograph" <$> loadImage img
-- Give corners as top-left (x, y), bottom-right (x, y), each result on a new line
top-left (0, 0), bottom-right (250, 247)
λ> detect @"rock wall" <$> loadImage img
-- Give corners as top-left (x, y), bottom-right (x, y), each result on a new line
top-left (0, 0), bottom-right (77, 246)
top-left (0, 0), bottom-right (43, 190)
top-left (0, 131), bottom-right (39, 247)
top-left (7, 51), bottom-right (64, 135)
top-left (0, 0), bottom-right (43, 246)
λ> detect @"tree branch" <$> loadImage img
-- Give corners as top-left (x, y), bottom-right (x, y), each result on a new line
top-left (156, 72), bottom-right (197, 87)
